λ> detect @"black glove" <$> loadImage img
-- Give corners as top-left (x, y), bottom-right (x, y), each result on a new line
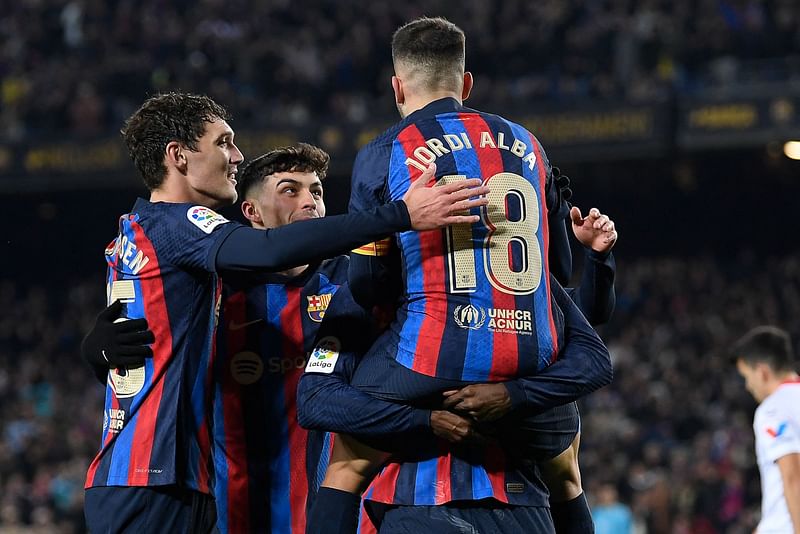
top-left (81, 300), bottom-right (155, 384)
top-left (547, 166), bottom-right (572, 210)
top-left (553, 167), bottom-right (572, 202)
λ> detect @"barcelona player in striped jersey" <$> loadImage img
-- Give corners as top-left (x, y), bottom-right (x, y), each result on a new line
top-left (211, 145), bottom-right (465, 533)
top-left (300, 205), bottom-right (617, 534)
top-left (81, 93), bottom-right (491, 533)
top-left (304, 17), bottom-right (614, 533)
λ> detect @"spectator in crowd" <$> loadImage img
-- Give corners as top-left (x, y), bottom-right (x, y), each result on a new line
top-left (2, 0), bottom-right (799, 141)
top-left (592, 482), bottom-right (633, 534)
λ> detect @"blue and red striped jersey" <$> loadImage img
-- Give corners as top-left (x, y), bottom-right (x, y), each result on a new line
top-left (212, 257), bottom-right (349, 534)
top-left (363, 443), bottom-right (549, 509)
top-left (86, 199), bottom-right (239, 493)
top-left (350, 97), bottom-right (561, 382)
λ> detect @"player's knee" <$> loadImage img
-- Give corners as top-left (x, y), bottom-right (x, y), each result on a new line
top-left (540, 434), bottom-right (582, 502)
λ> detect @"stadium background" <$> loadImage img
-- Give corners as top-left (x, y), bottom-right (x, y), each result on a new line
top-left (0, 1), bottom-right (798, 532)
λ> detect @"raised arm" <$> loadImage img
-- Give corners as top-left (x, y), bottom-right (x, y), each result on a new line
top-left (567, 206), bottom-right (618, 325)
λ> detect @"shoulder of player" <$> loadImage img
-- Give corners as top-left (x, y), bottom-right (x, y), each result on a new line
top-left (318, 255), bottom-right (350, 279)
top-left (756, 389), bottom-right (797, 420)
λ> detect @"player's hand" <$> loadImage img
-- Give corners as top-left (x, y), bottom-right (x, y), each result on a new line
top-left (442, 383), bottom-right (513, 422)
top-left (81, 300), bottom-right (155, 369)
top-left (429, 410), bottom-right (485, 444)
top-left (570, 207), bottom-right (618, 253)
top-left (545, 167), bottom-right (573, 211)
top-left (402, 163), bottom-right (489, 230)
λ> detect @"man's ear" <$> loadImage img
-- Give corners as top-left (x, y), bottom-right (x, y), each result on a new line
top-left (392, 75), bottom-right (405, 105)
top-left (757, 362), bottom-right (773, 382)
top-left (166, 141), bottom-right (187, 173)
top-left (462, 72), bottom-right (473, 101)
top-left (241, 199), bottom-right (262, 225)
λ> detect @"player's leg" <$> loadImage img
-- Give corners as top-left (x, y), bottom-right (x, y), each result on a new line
top-left (498, 402), bottom-right (593, 534)
top-left (498, 403), bottom-right (594, 534)
top-left (306, 433), bottom-right (390, 534)
top-left (306, 354), bottom-right (468, 534)
top-left (541, 433), bottom-right (594, 534)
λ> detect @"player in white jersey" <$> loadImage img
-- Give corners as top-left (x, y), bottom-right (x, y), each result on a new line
top-left (733, 326), bottom-right (800, 534)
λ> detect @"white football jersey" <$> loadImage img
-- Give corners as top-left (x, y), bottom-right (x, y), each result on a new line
top-left (755, 381), bottom-right (800, 533)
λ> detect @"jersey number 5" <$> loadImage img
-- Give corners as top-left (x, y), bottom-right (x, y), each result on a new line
top-left (440, 172), bottom-right (543, 296)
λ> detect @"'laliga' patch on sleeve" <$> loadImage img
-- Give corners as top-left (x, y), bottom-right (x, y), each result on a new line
top-left (187, 206), bottom-right (229, 234)
top-left (304, 336), bottom-right (341, 374)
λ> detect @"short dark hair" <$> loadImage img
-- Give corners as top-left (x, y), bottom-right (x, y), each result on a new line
top-left (121, 92), bottom-right (230, 191)
top-left (730, 326), bottom-right (795, 372)
top-left (391, 17), bottom-right (465, 91)
top-left (238, 143), bottom-right (330, 199)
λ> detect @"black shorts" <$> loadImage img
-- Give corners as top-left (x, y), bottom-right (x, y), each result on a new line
top-left (376, 500), bottom-right (554, 534)
top-left (84, 485), bottom-right (216, 534)
top-left (351, 353), bottom-right (579, 461)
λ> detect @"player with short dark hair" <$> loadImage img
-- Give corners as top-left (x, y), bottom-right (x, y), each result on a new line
top-left (213, 144), bottom-right (473, 533)
top-left (732, 326), bottom-right (800, 533)
top-left (81, 91), bottom-right (490, 533)
top-left (304, 17), bottom-right (613, 534)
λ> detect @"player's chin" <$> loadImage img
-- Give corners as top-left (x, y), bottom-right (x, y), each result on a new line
top-left (218, 188), bottom-right (238, 206)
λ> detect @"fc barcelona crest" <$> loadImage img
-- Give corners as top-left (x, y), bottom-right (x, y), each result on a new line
top-left (307, 293), bottom-right (333, 322)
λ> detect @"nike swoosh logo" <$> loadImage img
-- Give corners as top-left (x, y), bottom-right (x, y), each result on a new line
top-left (228, 318), bottom-right (264, 331)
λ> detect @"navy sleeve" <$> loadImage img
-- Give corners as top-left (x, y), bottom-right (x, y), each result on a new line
top-left (548, 197), bottom-right (572, 287)
top-left (572, 249), bottom-right (616, 326)
top-left (214, 201), bottom-right (411, 272)
top-left (296, 287), bottom-right (430, 439)
top-left (297, 352), bottom-right (431, 439)
top-left (347, 141), bottom-right (405, 308)
top-left (504, 277), bottom-right (612, 413)
top-left (348, 248), bottom-right (402, 309)
top-left (154, 204), bottom-right (242, 272)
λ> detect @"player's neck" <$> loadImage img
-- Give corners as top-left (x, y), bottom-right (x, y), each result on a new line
top-left (149, 179), bottom-right (224, 209)
top-left (766, 372), bottom-right (800, 398)
top-left (401, 91), bottom-right (462, 117)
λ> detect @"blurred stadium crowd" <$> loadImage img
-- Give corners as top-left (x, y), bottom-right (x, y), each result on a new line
top-left (2, 0), bottom-right (799, 532)
top-left (1, 253), bottom-right (798, 533)
top-left (1, 0), bottom-right (800, 140)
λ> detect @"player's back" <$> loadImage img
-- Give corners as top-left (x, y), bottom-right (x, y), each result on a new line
top-left (350, 98), bottom-right (562, 383)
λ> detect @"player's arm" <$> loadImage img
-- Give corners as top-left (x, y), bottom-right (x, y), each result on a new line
top-left (215, 163), bottom-right (488, 272)
top-left (348, 241), bottom-right (400, 308)
top-left (298, 355), bottom-right (477, 446)
top-left (444, 277), bottom-right (612, 421)
top-left (565, 206), bottom-right (618, 326)
top-left (297, 306), bottom-right (476, 445)
top-left (777, 453), bottom-right (800, 534)
top-left (547, 166), bottom-right (573, 286)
